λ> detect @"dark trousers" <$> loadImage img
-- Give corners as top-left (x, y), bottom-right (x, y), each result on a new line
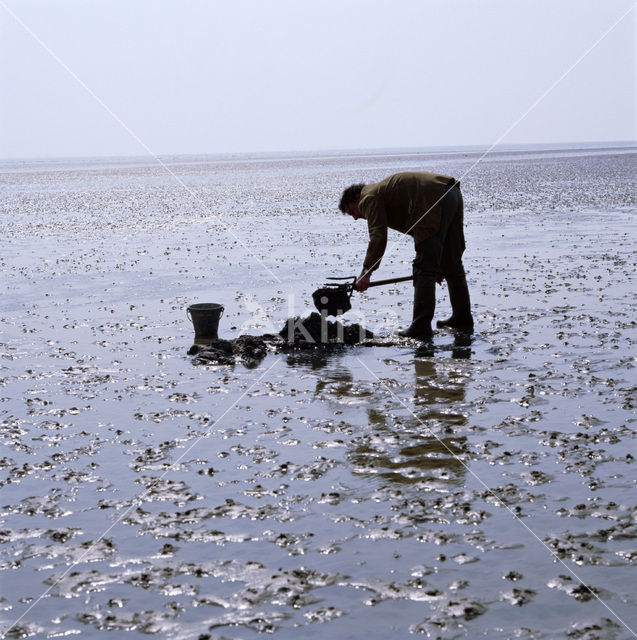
top-left (412, 183), bottom-right (466, 287)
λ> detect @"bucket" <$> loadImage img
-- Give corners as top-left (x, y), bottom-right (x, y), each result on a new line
top-left (187, 303), bottom-right (224, 339)
top-left (312, 286), bottom-right (352, 316)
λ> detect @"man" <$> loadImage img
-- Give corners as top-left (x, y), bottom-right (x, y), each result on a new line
top-left (339, 171), bottom-right (473, 342)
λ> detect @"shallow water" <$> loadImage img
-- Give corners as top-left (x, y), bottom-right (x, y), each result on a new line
top-left (1, 146), bottom-right (636, 639)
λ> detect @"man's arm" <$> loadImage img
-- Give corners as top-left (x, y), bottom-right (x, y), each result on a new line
top-left (358, 195), bottom-right (387, 271)
top-left (363, 225), bottom-right (388, 273)
top-left (355, 270), bottom-right (372, 291)
top-left (357, 195), bottom-right (387, 291)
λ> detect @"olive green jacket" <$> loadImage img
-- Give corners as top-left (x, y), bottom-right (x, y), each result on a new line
top-left (359, 171), bottom-right (456, 271)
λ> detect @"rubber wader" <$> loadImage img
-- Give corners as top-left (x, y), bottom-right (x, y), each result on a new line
top-left (397, 285), bottom-right (435, 342)
top-left (436, 276), bottom-right (474, 332)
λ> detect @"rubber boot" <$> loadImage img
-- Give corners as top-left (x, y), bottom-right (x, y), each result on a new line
top-left (436, 277), bottom-right (474, 332)
top-left (398, 285), bottom-right (435, 342)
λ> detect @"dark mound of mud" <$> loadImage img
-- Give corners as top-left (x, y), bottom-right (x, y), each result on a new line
top-left (279, 312), bottom-right (373, 349)
top-left (188, 334), bottom-right (278, 368)
top-left (188, 314), bottom-right (374, 366)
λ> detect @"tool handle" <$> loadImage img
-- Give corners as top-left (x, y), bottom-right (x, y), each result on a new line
top-left (368, 275), bottom-right (413, 288)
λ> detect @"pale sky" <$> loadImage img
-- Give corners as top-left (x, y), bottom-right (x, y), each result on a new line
top-left (1, 0), bottom-right (635, 159)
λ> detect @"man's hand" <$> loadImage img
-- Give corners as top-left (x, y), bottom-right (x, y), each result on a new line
top-left (356, 271), bottom-right (371, 292)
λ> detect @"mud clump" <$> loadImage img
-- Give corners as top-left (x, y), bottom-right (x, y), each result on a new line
top-left (233, 335), bottom-right (271, 365)
top-left (188, 335), bottom-right (276, 368)
top-left (189, 313), bottom-right (373, 365)
top-left (187, 339), bottom-right (234, 365)
top-left (278, 312), bottom-right (373, 349)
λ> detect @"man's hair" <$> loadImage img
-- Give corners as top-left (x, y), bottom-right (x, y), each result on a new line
top-left (338, 183), bottom-right (365, 213)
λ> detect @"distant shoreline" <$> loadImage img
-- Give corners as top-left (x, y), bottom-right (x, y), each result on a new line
top-left (1, 141), bottom-right (636, 173)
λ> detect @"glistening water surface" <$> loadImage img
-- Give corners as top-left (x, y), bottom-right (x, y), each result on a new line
top-left (1, 146), bottom-right (636, 639)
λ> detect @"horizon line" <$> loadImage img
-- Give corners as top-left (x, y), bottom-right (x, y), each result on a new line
top-left (1, 139), bottom-right (636, 165)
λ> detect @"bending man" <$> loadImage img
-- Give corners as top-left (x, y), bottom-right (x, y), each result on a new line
top-left (339, 171), bottom-right (473, 342)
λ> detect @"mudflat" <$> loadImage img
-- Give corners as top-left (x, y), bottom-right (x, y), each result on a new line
top-left (1, 145), bottom-right (636, 639)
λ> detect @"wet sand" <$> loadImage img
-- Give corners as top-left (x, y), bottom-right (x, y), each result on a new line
top-left (1, 145), bottom-right (636, 638)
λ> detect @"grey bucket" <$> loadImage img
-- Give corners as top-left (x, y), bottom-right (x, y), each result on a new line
top-left (187, 303), bottom-right (224, 339)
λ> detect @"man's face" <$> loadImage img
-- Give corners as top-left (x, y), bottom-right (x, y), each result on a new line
top-left (345, 202), bottom-right (363, 220)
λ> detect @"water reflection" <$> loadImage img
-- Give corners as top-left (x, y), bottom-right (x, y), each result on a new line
top-left (349, 355), bottom-right (470, 486)
top-left (349, 433), bottom-right (468, 485)
top-left (313, 365), bottom-right (354, 397)
top-left (285, 349), bottom-right (331, 371)
top-left (413, 357), bottom-right (467, 408)
top-left (452, 332), bottom-right (473, 359)
top-left (416, 332), bottom-right (473, 360)
top-left (284, 345), bottom-right (472, 487)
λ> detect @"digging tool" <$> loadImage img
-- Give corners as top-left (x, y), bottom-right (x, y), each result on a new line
top-left (312, 274), bottom-right (413, 317)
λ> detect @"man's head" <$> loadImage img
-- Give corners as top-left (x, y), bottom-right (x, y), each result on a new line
top-left (339, 183), bottom-right (365, 220)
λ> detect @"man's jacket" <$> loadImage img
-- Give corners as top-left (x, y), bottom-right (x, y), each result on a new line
top-left (359, 171), bottom-right (457, 271)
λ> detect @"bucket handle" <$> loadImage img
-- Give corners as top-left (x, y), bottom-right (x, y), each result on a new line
top-left (186, 305), bottom-right (225, 321)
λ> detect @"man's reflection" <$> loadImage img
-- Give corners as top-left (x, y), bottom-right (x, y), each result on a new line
top-left (348, 354), bottom-right (470, 486)
top-left (288, 342), bottom-right (473, 488)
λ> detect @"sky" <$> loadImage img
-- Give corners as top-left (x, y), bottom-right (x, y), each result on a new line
top-left (1, 0), bottom-right (635, 159)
